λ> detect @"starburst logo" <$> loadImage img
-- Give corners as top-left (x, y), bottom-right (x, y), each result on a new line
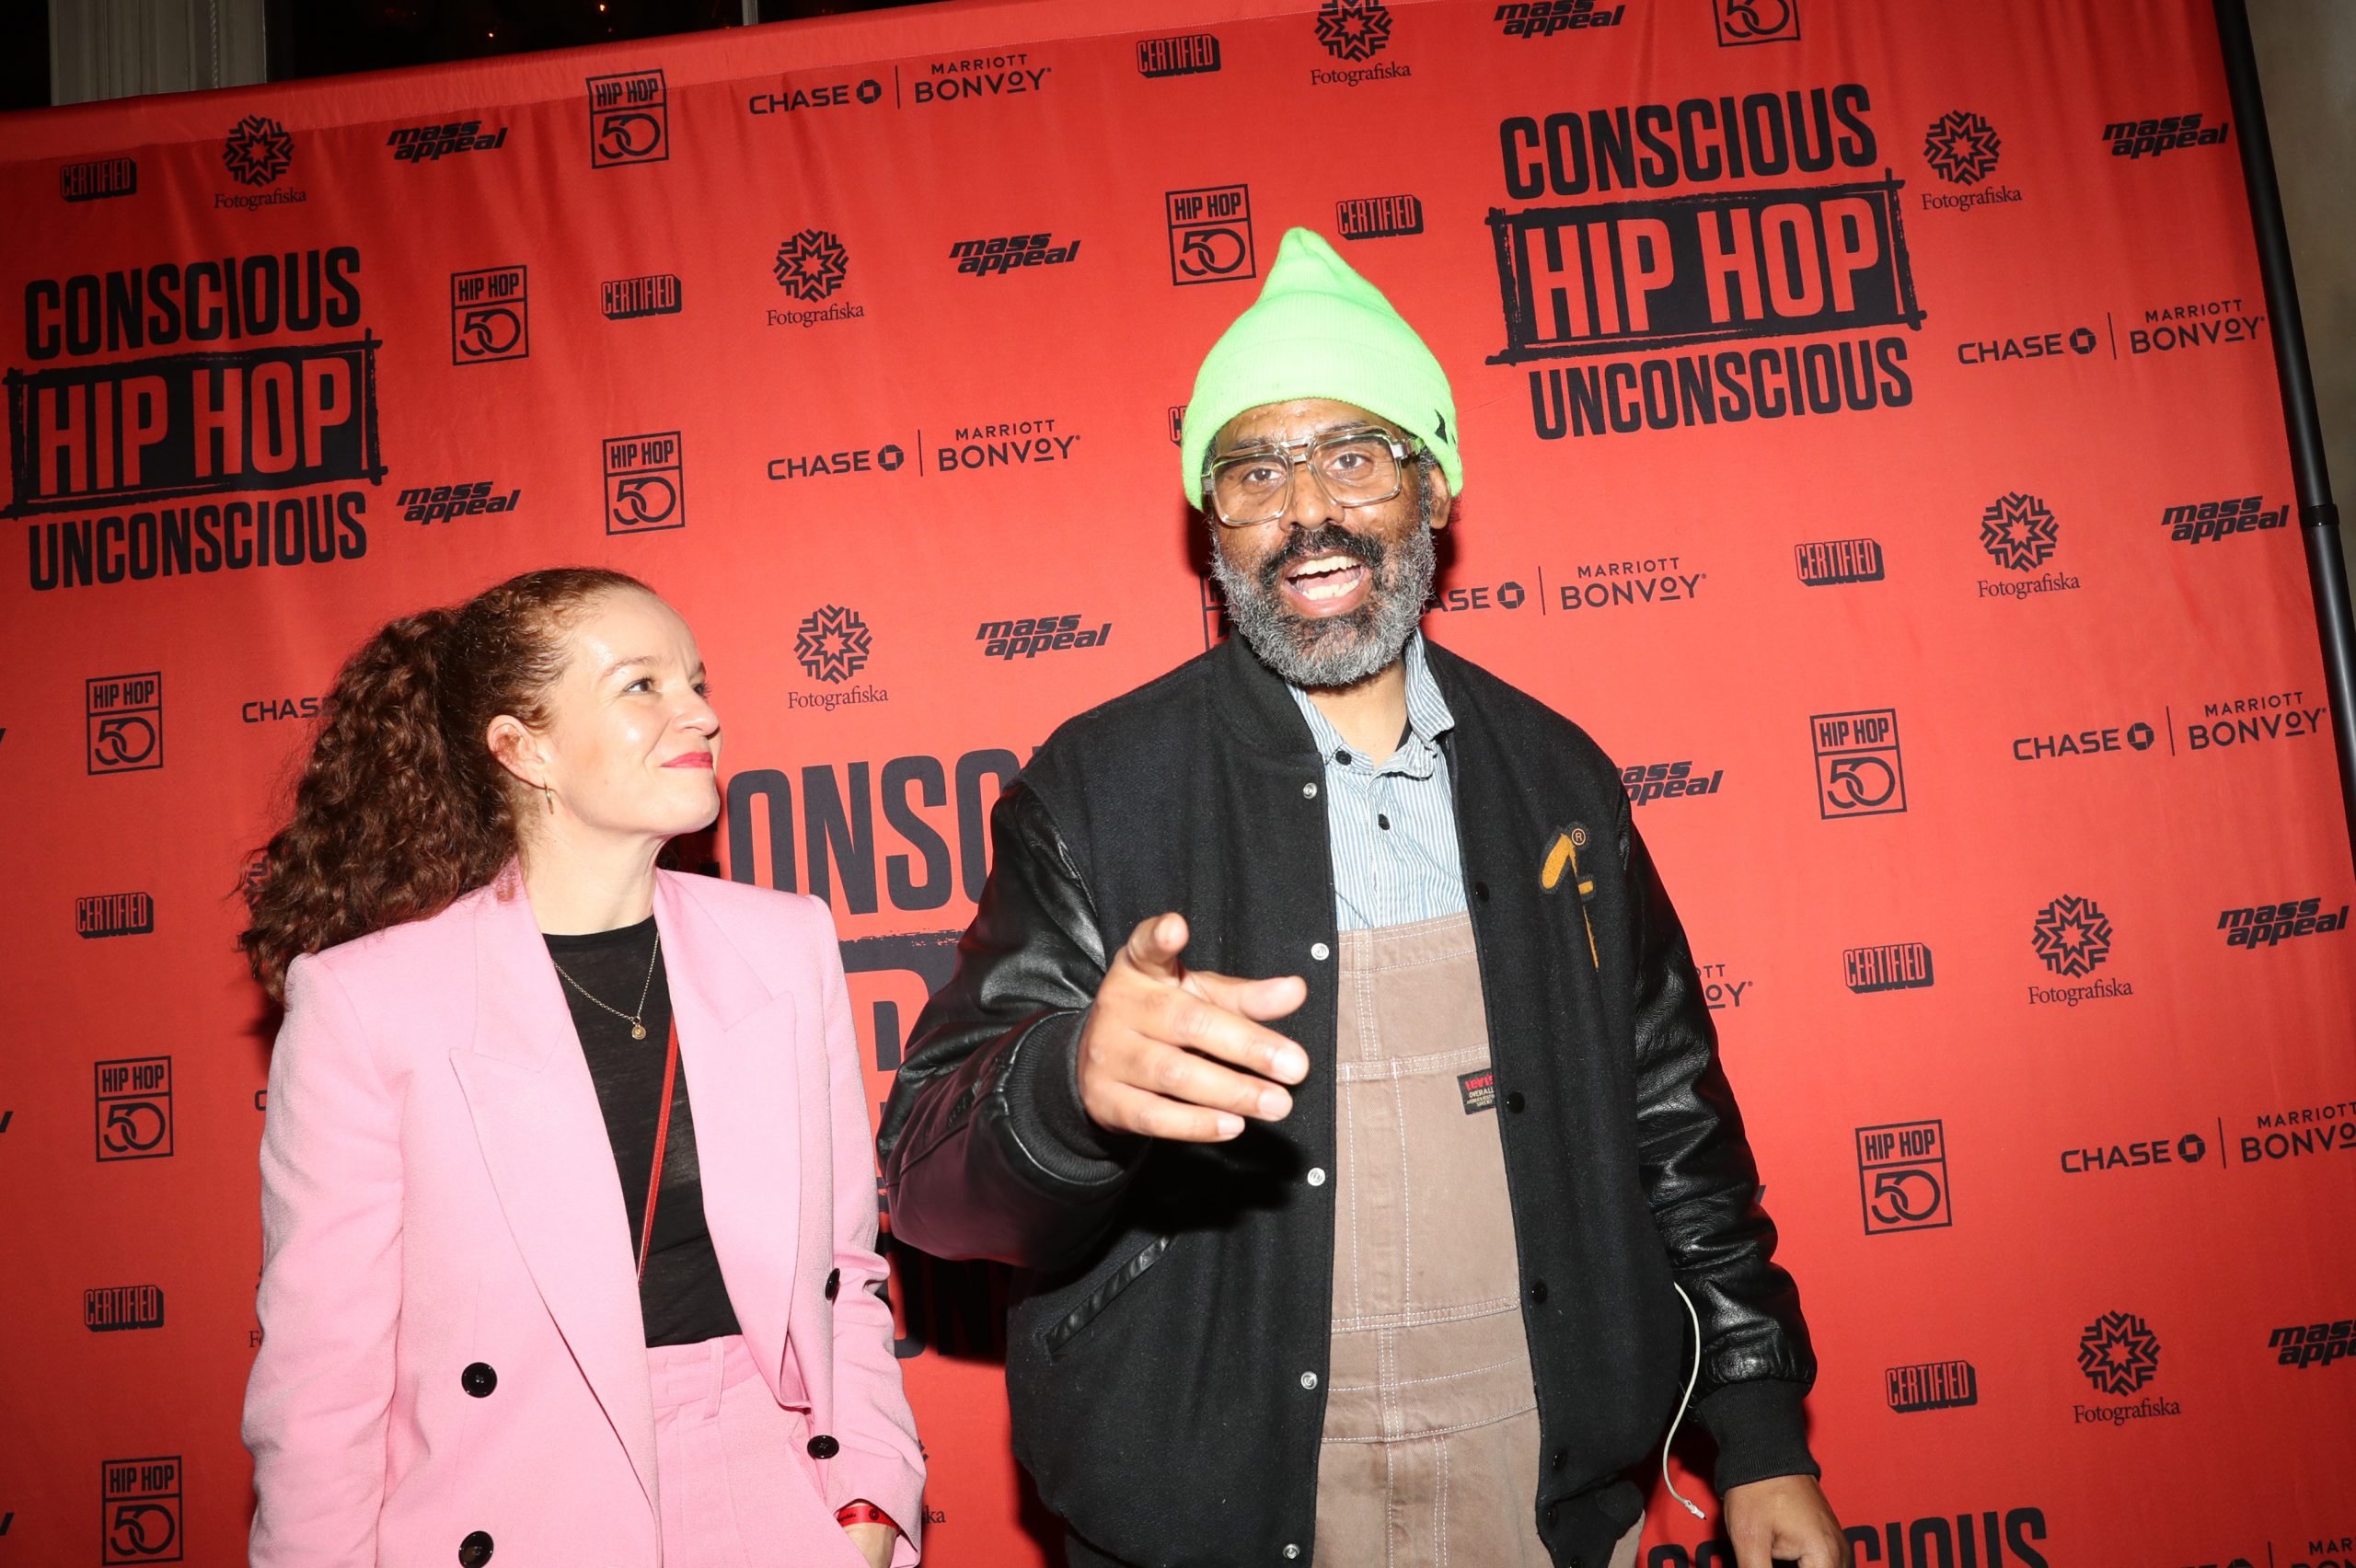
top-left (223, 114), bottom-right (294, 187)
top-left (774, 229), bottom-right (849, 303)
top-left (1314, 0), bottom-right (1393, 61)
top-left (1979, 491), bottom-right (2059, 572)
top-left (2032, 894), bottom-right (2113, 977)
top-left (2076, 1310), bottom-right (2161, 1396)
top-left (794, 605), bottom-right (872, 684)
top-left (1923, 110), bottom-right (2001, 185)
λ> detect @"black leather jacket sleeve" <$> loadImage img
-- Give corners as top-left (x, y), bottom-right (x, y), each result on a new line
top-left (1619, 800), bottom-right (1819, 1489)
top-left (877, 781), bottom-right (1147, 1272)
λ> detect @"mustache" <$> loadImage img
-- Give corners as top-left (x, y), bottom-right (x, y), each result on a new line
top-left (1254, 525), bottom-right (1386, 594)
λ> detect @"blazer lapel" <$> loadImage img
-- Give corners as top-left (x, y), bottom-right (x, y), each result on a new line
top-left (446, 872), bottom-right (659, 1514)
top-left (653, 872), bottom-right (813, 1408)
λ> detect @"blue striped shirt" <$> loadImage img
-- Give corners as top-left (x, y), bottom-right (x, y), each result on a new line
top-left (1287, 634), bottom-right (1467, 931)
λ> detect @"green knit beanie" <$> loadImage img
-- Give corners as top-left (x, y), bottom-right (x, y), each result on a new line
top-left (1180, 226), bottom-right (1462, 507)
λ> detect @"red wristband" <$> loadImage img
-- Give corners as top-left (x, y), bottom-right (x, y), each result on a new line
top-left (836, 1502), bottom-right (897, 1531)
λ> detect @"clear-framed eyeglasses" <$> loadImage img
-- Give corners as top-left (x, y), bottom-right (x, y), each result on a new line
top-left (1202, 428), bottom-right (1424, 527)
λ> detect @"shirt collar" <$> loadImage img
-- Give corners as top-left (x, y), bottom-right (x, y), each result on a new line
top-left (1286, 632), bottom-right (1457, 776)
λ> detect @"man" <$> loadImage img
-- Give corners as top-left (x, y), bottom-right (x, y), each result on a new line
top-left (879, 228), bottom-right (1842, 1568)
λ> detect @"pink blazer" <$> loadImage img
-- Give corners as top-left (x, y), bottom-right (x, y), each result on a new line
top-left (243, 868), bottom-right (924, 1566)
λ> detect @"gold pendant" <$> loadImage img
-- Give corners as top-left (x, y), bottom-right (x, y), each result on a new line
top-left (630, 1022), bottom-right (647, 1040)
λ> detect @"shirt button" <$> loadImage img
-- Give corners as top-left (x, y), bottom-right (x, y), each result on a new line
top-left (1505, 1090), bottom-right (1526, 1113)
top-left (1378, 814), bottom-right (1391, 830)
top-left (1307, 1167), bottom-right (1327, 1187)
top-left (1311, 942), bottom-right (1330, 962)
top-left (1302, 781), bottom-right (1319, 799)
top-left (1334, 748), bottom-right (1352, 765)
top-left (1299, 1371), bottom-right (1319, 1389)
top-left (1529, 1279), bottom-right (1549, 1304)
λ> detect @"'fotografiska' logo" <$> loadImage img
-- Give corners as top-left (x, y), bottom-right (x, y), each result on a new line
top-left (1315, 0), bottom-right (1393, 60)
top-left (2075, 1310), bottom-right (2180, 1424)
top-left (78, 892), bottom-right (155, 938)
top-left (795, 605), bottom-right (873, 685)
top-left (1978, 492), bottom-right (2081, 602)
top-left (222, 114), bottom-right (293, 187)
top-left (1856, 1119), bottom-right (1950, 1233)
top-left (2219, 896), bottom-right (2349, 951)
top-left (1923, 110), bottom-right (2001, 185)
top-left (101, 1456), bottom-right (183, 1563)
top-left (1886, 1358), bottom-right (1977, 1412)
top-left (2028, 894), bottom-right (2131, 1007)
top-left (1796, 537), bottom-right (1884, 586)
top-left (775, 229), bottom-right (849, 302)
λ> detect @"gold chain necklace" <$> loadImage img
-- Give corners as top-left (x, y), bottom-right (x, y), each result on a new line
top-left (549, 928), bottom-right (663, 1040)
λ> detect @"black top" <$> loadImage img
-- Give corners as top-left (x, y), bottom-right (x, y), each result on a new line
top-left (544, 916), bottom-right (741, 1348)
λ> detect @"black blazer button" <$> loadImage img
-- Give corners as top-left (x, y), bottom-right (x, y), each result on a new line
top-left (460, 1362), bottom-right (497, 1397)
top-left (1528, 1278), bottom-right (1549, 1304)
top-left (1505, 1090), bottom-right (1526, 1113)
top-left (807, 1434), bottom-right (840, 1460)
top-left (825, 1267), bottom-right (840, 1301)
top-left (457, 1529), bottom-right (494, 1566)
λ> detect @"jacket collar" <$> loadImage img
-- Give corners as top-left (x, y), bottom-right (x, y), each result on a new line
top-left (1210, 626), bottom-right (1467, 760)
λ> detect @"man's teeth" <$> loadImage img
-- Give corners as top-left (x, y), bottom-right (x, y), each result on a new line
top-left (1288, 557), bottom-right (1365, 600)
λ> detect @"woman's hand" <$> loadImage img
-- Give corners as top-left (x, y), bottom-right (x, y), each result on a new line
top-left (843, 1521), bottom-right (895, 1568)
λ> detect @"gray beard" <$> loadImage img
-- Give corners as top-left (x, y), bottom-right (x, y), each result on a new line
top-left (1210, 515), bottom-right (1437, 691)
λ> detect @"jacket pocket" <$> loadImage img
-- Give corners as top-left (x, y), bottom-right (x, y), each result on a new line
top-left (1044, 1234), bottom-right (1171, 1357)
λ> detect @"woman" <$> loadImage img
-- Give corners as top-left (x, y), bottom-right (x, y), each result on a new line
top-left (239, 567), bottom-right (922, 1567)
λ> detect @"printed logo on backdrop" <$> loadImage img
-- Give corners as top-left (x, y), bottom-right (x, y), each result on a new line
top-left (398, 478), bottom-right (519, 525)
top-left (78, 892), bottom-right (156, 939)
top-left (911, 51), bottom-right (1051, 106)
top-left (387, 119), bottom-right (507, 163)
top-left (11, 247), bottom-right (384, 591)
top-left (220, 114), bottom-right (300, 211)
top-left (1648, 1508), bottom-right (2050, 1568)
top-left (1977, 491), bottom-right (2081, 601)
top-left (450, 266), bottom-right (527, 364)
top-left (1845, 941), bottom-right (1933, 993)
top-left (1712, 0), bottom-right (1799, 46)
top-left (2125, 294), bottom-right (2266, 357)
top-left (1922, 110), bottom-right (2002, 186)
top-left (1812, 709), bottom-right (1906, 818)
top-left (2241, 1100), bottom-right (2356, 1168)
top-left (937, 417), bottom-right (1079, 473)
top-left (1496, 1), bottom-right (1628, 39)
top-left (2183, 687), bottom-right (2327, 752)
top-left (1138, 32), bottom-right (1222, 78)
top-left (977, 613), bottom-right (1113, 662)
top-left (1623, 758), bottom-right (1723, 805)
top-left (2103, 112), bottom-right (2229, 159)
top-left (1886, 1358), bottom-right (1976, 1412)
top-left (242, 693), bottom-right (320, 723)
top-left (727, 751), bottom-right (1022, 915)
top-left (771, 229), bottom-right (865, 327)
top-left (1855, 1118), bottom-right (1950, 1233)
top-left (791, 606), bottom-right (887, 712)
top-left (2011, 717), bottom-right (2155, 762)
top-left (746, 73), bottom-right (884, 116)
top-left (2029, 894), bottom-right (2132, 1007)
top-left (1796, 536), bottom-right (1884, 585)
top-left (1315, 0), bottom-right (1393, 61)
top-left (604, 273), bottom-right (683, 320)
top-left (2075, 1310), bottom-right (2180, 1424)
top-left (2165, 492), bottom-right (2286, 544)
top-left (1696, 960), bottom-right (1752, 1010)
top-left (1957, 324), bottom-right (2096, 367)
top-left (96, 1057), bottom-right (172, 1161)
top-left (2220, 895), bottom-right (2349, 950)
top-left (1492, 84), bottom-right (1925, 441)
top-left (2270, 1319), bottom-right (2353, 1369)
top-left (588, 70), bottom-right (668, 166)
top-left (1563, 553), bottom-right (1705, 610)
top-left (603, 432), bottom-right (685, 535)
top-left (1167, 185), bottom-right (1256, 285)
top-left (952, 233), bottom-right (1082, 277)
top-left (768, 441), bottom-right (907, 480)
top-left (1169, 405), bottom-right (1187, 444)
top-left (101, 1457), bottom-right (182, 1563)
top-left (86, 1285), bottom-right (166, 1332)
top-left (62, 156), bottom-right (138, 202)
top-left (1336, 194), bottom-right (1425, 240)
top-left (87, 674), bottom-right (163, 773)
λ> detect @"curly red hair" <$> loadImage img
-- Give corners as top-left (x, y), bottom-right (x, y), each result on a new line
top-left (239, 567), bottom-right (649, 1001)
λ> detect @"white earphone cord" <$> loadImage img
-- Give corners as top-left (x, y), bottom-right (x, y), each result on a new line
top-left (1665, 1283), bottom-right (1708, 1521)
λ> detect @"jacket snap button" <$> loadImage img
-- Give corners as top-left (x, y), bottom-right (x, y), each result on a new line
top-left (1505, 1091), bottom-right (1526, 1113)
top-left (1543, 1504), bottom-right (1559, 1528)
top-left (1311, 942), bottom-right (1330, 962)
top-left (457, 1530), bottom-right (495, 1566)
top-left (1284, 1549), bottom-right (1301, 1562)
top-left (1528, 1279), bottom-right (1549, 1304)
top-left (825, 1267), bottom-right (840, 1301)
top-left (460, 1362), bottom-right (497, 1398)
top-left (1307, 1167), bottom-right (1327, 1187)
top-left (1302, 781), bottom-right (1318, 799)
top-left (807, 1434), bottom-right (840, 1460)
top-left (1473, 882), bottom-right (1490, 902)
top-left (1550, 1447), bottom-right (1566, 1471)
top-left (1299, 1370), bottom-right (1319, 1389)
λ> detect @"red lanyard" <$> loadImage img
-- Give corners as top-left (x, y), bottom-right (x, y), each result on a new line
top-left (636, 1016), bottom-right (681, 1283)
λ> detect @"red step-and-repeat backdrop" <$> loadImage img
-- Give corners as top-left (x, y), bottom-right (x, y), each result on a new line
top-left (5, 0), bottom-right (2353, 1562)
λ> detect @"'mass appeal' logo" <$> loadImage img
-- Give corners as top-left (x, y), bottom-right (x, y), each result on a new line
top-left (11, 248), bottom-right (384, 592)
top-left (1492, 84), bottom-right (1924, 442)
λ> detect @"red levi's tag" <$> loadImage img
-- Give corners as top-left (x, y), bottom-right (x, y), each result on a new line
top-left (1459, 1067), bottom-right (1496, 1114)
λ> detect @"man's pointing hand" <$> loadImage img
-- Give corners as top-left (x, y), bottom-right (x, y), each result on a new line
top-left (1078, 913), bottom-right (1310, 1142)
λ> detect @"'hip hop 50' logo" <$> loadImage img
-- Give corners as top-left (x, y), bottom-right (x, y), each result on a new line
top-left (102, 1456), bottom-right (183, 1562)
top-left (1855, 1118), bottom-right (1950, 1233)
top-left (603, 432), bottom-right (686, 535)
top-left (588, 69), bottom-right (668, 166)
top-left (96, 1056), bottom-right (173, 1161)
top-left (87, 674), bottom-right (163, 774)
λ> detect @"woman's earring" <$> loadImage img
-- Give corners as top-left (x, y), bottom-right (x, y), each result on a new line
top-left (540, 781), bottom-right (554, 815)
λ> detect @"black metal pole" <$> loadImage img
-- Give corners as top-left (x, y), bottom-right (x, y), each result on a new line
top-left (2212, 0), bottom-right (2356, 875)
